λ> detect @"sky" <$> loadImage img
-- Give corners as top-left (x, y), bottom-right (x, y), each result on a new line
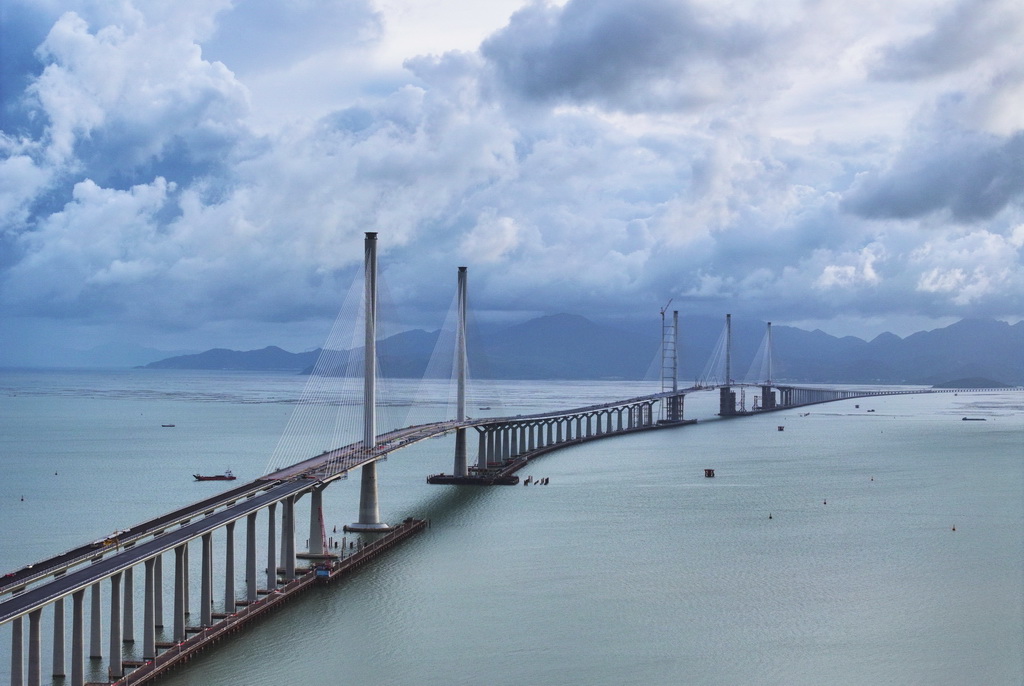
top-left (1, 0), bottom-right (1022, 364)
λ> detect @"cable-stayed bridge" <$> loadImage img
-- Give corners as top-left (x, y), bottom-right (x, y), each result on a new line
top-left (1, 234), bottom-right (963, 686)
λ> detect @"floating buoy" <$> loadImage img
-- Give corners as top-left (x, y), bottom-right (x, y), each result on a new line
top-left (768, 513), bottom-right (772, 520)
top-left (823, 499), bottom-right (827, 505)
top-left (952, 525), bottom-right (956, 531)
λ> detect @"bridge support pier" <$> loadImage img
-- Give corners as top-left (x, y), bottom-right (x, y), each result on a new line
top-left (173, 545), bottom-right (186, 642)
top-left (246, 512), bottom-right (258, 603)
top-left (308, 487), bottom-right (325, 556)
top-left (476, 430), bottom-right (487, 470)
top-left (108, 571), bottom-right (122, 679)
top-left (266, 502), bottom-right (277, 591)
top-left (453, 428), bottom-right (467, 477)
top-left (71, 589), bottom-right (84, 686)
top-left (28, 608), bottom-right (40, 686)
top-left (283, 496), bottom-right (296, 580)
top-left (153, 554), bottom-right (163, 629)
top-left (89, 582), bottom-right (101, 658)
top-left (123, 565), bottom-right (134, 643)
top-left (52, 596), bottom-right (65, 678)
top-left (10, 616), bottom-right (22, 686)
top-left (143, 557), bottom-right (156, 660)
top-left (201, 532), bottom-right (213, 627)
top-left (224, 520), bottom-right (236, 614)
top-left (347, 461), bottom-right (391, 531)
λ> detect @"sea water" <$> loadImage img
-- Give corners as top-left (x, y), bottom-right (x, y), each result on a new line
top-left (0, 370), bottom-right (1021, 685)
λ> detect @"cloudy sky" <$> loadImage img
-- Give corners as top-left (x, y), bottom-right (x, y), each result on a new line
top-left (1, 0), bottom-right (1022, 364)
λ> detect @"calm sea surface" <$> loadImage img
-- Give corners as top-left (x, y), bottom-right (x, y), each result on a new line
top-left (1, 369), bottom-right (1022, 685)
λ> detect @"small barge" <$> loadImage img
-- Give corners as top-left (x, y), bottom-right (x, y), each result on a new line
top-left (193, 470), bottom-right (236, 481)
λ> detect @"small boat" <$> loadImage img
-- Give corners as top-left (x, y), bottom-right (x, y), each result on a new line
top-left (161, 424), bottom-right (175, 427)
top-left (961, 417), bottom-right (986, 421)
top-left (193, 470), bottom-right (236, 481)
top-left (478, 406), bottom-right (492, 410)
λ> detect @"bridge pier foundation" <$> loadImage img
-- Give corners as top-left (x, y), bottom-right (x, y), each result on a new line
top-left (347, 461), bottom-right (392, 531)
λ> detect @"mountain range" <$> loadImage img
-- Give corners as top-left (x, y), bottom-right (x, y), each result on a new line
top-left (141, 315), bottom-right (1024, 386)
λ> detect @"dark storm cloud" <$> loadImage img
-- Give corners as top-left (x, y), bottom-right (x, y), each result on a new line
top-left (870, 0), bottom-right (1022, 81)
top-left (841, 108), bottom-right (1024, 223)
top-left (479, 0), bottom-right (765, 111)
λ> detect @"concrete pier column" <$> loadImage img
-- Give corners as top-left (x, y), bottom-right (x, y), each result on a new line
top-left (182, 544), bottom-right (190, 616)
top-left (351, 461), bottom-right (388, 530)
top-left (10, 616), bottom-right (22, 686)
top-left (143, 557), bottom-right (156, 659)
top-left (153, 554), bottom-right (163, 629)
top-left (108, 571), bottom-right (123, 679)
top-left (486, 429), bottom-right (497, 465)
top-left (556, 420), bottom-right (563, 444)
top-left (454, 266), bottom-right (469, 477)
top-left (348, 232), bottom-right (389, 532)
top-left (200, 532), bottom-right (213, 626)
top-left (454, 429), bottom-right (467, 476)
top-left (27, 608), bottom-right (41, 686)
top-left (173, 545), bottom-right (186, 642)
top-left (547, 421), bottom-right (554, 445)
top-left (501, 428), bottom-right (510, 460)
top-left (266, 502), bottom-right (278, 591)
top-left (71, 590), bottom-right (84, 686)
top-left (52, 596), bottom-right (65, 677)
top-left (280, 498), bottom-right (290, 570)
top-left (224, 520), bottom-right (236, 614)
top-left (123, 565), bottom-right (134, 643)
top-left (283, 496), bottom-right (296, 580)
top-left (89, 582), bottom-right (102, 658)
top-left (509, 427), bottom-right (519, 457)
top-left (246, 512), bottom-right (258, 603)
top-left (477, 430), bottom-right (487, 470)
top-left (308, 488), bottom-right (324, 556)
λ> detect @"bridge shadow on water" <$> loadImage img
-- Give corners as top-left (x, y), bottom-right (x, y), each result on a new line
top-left (396, 483), bottom-right (501, 530)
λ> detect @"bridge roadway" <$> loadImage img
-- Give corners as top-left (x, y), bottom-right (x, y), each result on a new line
top-left (0, 383), bottom-right (935, 623)
top-left (0, 388), bottom-right (681, 606)
top-left (0, 479), bottom-right (311, 624)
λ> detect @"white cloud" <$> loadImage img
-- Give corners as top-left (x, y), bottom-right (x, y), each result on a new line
top-left (1, 0), bottom-right (1022, 360)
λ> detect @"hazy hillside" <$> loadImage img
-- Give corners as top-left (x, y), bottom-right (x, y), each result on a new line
top-left (141, 316), bottom-right (1023, 385)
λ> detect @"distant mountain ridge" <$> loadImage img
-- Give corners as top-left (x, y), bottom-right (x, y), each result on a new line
top-left (141, 315), bottom-right (1024, 385)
